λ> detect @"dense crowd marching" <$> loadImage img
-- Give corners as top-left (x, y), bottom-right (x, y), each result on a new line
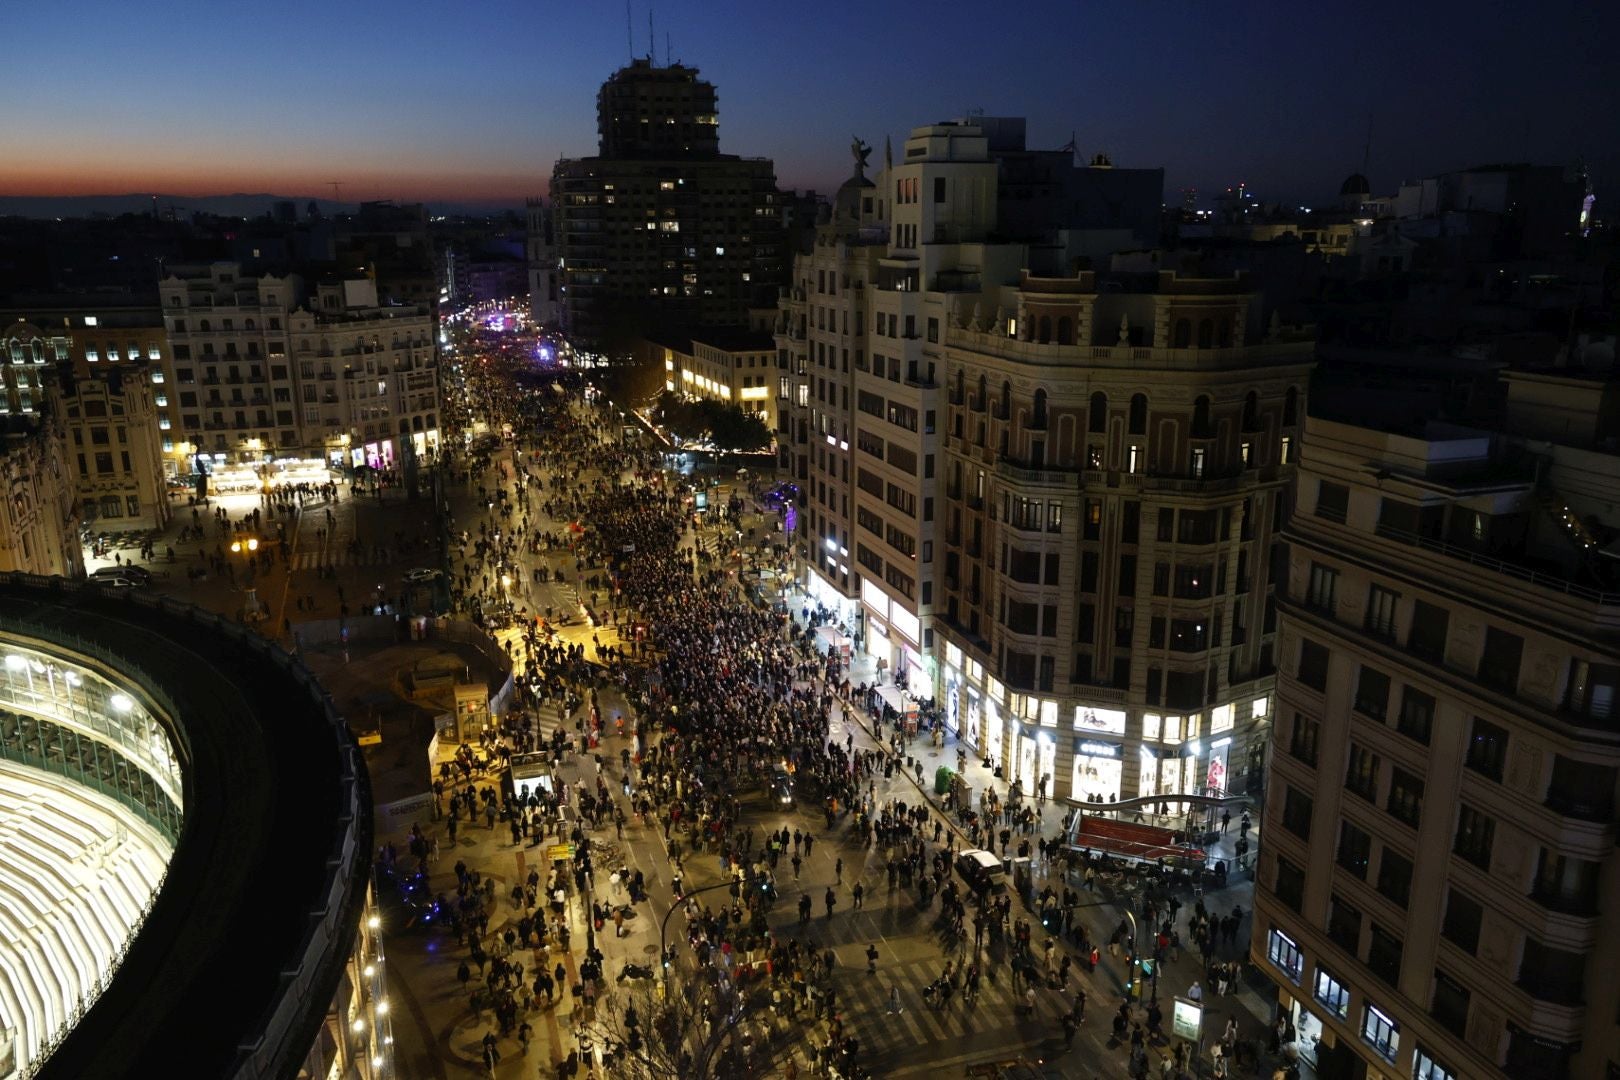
top-left (401, 332), bottom-right (1280, 1080)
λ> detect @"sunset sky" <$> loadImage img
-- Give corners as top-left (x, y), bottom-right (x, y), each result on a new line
top-left (6, 0), bottom-right (1616, 210)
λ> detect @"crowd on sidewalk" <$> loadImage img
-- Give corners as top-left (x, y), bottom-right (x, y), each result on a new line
top-left (392, 346), bottom-right (1295, 1079)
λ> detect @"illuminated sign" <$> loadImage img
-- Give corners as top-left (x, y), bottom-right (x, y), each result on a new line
top-left (1076, 740), bottom-right (1120, 758)
top-left (1074, 706), bottom-right (1128, 736)
top-left (1172, 997), bottom-right (1203, 1042)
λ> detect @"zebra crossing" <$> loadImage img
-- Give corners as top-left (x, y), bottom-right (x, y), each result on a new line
top-left (291, 549), bottom-right (388, 571)
top-left (832, 950), bottom-right (1050, 1067)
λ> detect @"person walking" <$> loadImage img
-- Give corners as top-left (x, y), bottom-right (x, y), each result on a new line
top-left (866, 943), bottom-right (879, 974)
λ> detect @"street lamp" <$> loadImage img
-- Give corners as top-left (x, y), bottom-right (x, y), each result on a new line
top-left (229, 533), bottom-right (262, 619)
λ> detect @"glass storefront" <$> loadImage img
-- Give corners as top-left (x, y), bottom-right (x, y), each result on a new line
top-left (1071, 738), bottom-right (1122, 802)
top-left (983, 698), bottom-right (1003, 772)
top-left (1206, 736), bottom-right (1232, 795)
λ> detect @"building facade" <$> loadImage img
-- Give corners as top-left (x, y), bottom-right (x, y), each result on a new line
top-left (936, 273), bottom-right (1312, 804)
top-left (654, 328), bottom-right (779, 429)
top-left (1256, 370), bottom-right (1620, 1080)
top-left (160, 264), bottom-right (440, 475)
top-left (525, 197), bottom-right (560, 324)
top-left (0, 412), bottom-right (82, 577)
top-left (287, 279), bottom-right (441, 471)
top-left (61, 365), bottom-right (171, 531)
top-left (553, 59), bottom-right (785, 350)
top-left (777, 118), bottom-right (1303, 804)
top-left (160, 263), bottom-right (304, 465)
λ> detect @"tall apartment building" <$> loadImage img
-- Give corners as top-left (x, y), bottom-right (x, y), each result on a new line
top-left (553, 58), bottom-right (785, 350)
top-left (4, 313), bottom-right (171, 534)
top-left (1257, 359), bottom-right (1620, 1080)
top-left (526, 197), bottom-right (560, 324)
top-left (0, 412), bottom-right (82, 577)
top-left (60, 366), bottom-right (171, 531)
top-left (160, 263), bottom-right (304, 466)
top-left (162, 264), bottom-right (439, 472)
top-left (778, 117), bottom-right (1308, 803)
top-left (936, 274), bottom-right (1312, 804)
top-left (288, 279), bottom-right (441, 471)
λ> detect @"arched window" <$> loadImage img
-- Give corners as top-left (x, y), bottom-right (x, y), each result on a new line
top-left (1196, 319), bottom-right (1214, 348)
top-left (1032, 389), bottom-right (1048, 429)
top-left (977, 373), bottom-right (987, 410)
top-left (245, 318), bottom-right (256, 330)
top-left (1174, 319), bottom-right (1192, 348)
top-left (999, 380), bottom-right (1012, 420)
top-left (954, 367), bottom-right (966, 404)
top-left (1129, 393), bottom-right (1148, 435)
top-left (1243, 391), bottom-right (1259, 431)
top-left (1037, 316), bottom-right (1051, 344)
top-left (1192, 395), bottom-right (1212, 438)
top-left (1089, 392), bottom-right (1108, 433)
top-left (1283, 386), bottom-right (1299, 426)
top-left (1218, 319), bottom-right (1233, 348)
top-left (1057, 317), bottom-right (1073, 346)
top-left (199, 319), bottom-right (211, 332)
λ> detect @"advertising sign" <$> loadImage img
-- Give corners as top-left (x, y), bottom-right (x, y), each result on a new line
top-left (1075, 706), bottom-right (1128, 736)
top-left (1172, 997), bottom-right (1203, 1043)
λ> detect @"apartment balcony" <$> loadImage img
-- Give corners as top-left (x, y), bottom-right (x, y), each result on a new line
top-left (1370, 521), bottom-right (1620, 610)
top-left (996, 454), bottom-right (1080, 489)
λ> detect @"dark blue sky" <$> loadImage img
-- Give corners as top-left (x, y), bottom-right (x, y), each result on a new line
top-left (6, 0), bottom-right (1615, 209)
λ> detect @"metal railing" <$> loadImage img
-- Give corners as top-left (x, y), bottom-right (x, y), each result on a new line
top-left (1370, 522), bottom-right (1620, 604)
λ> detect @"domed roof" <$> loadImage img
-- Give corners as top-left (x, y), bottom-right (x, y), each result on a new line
top-left (1339, 172), bottom-right (1371, 196)
top-left (833, 172), bottom-right (874, 221)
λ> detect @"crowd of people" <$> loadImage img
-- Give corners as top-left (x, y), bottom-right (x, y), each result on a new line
top-left (393, 336), bottom-right (1279, 1080)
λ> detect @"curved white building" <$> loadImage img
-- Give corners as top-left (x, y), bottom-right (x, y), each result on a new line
top-left (0, 644), bottom-right (183, 1077)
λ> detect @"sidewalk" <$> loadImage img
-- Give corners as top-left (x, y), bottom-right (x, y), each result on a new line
top-left (783, 583), bottom-right (1297, 1078)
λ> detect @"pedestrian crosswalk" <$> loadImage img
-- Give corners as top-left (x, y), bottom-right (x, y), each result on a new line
top-left (292, 549), bottom-right (389, 571)
top-left (831, 950), bottom-right (1068, 1068)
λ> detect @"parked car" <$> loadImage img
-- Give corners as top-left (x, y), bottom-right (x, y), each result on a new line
top-left (91, 565), bottom-right (150, 584)
top-left (404, 567), bottom-right (444, 584)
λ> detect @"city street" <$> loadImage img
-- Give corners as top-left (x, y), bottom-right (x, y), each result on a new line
top-left (94, 319), bottom-right (1282, 1080)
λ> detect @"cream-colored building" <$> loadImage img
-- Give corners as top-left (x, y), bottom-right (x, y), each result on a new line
top-left (1258, 364), bottom-right (1620, 1080)
top-left (160, 263), bottom-right (304, 466)
top-left (0, 411), bottom-right (82, 577)
top-left (777, 118), bottom-right (1311, 801)
top-left (658, 328), bottom-right (778, 429)
top-left (288, 279), bottom-right (441, 471)
top-left (61, 366), bottom-right (171, 531)
top-left (160, 265), bottom-right (440, 475)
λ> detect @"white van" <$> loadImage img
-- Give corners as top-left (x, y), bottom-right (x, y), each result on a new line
top-left (955, 848), bottom-right (1008, 894)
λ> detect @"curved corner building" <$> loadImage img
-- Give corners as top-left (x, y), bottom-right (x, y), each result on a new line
top-left (0, 575), bottom-right (379, 1080)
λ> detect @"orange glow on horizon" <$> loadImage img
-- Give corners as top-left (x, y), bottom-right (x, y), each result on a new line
top-left (0, 162), bottom-right (551, 204)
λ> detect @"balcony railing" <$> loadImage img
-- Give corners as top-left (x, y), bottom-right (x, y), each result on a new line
top-left (1370, 522), bottom-right (1620, 605)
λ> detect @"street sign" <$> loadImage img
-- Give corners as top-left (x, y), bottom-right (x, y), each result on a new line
top-left (546, 843), bottom-right (576, 863)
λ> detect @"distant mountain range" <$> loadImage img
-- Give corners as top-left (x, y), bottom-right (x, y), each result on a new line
top-left (0, 193), bottom-right (515, 219)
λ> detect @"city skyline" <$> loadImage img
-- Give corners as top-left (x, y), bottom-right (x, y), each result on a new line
top-left (6, 0), bottom-right (1616, 210)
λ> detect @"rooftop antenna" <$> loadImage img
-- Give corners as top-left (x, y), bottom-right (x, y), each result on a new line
top-left (327, 180), bottom-right (344, 205)
top-left (1362, 113), bottom-right (1373, 176)
top-left (649, 7), bottom-right (655, 61)
top-left (626, 0), bottom-right (633, 61)
top-left (666, 31), bottom-right (671, 66)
